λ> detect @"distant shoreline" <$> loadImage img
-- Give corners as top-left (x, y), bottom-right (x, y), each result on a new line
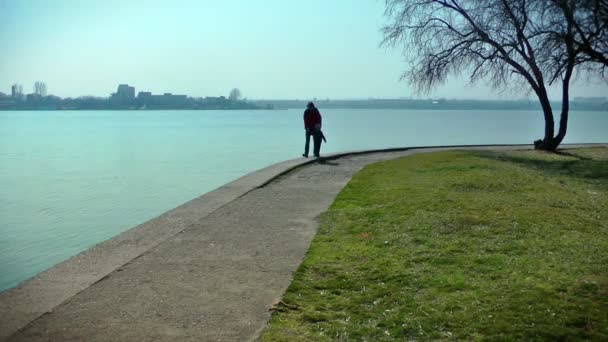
top-left (1, 98), bottom-right (607, 112)
top-left (249, 98), bottom-right (608, 112)
top-left (0, 107), bottom-right (273, 111)
top-left (1, 106), bottom-right (607, 112)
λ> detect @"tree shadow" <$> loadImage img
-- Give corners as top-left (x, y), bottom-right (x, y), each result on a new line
top-left (475, 149), bottom-right (608, 183)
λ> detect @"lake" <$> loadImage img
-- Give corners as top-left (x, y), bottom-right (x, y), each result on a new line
top-left (1, 108), bottom-right (607, 291)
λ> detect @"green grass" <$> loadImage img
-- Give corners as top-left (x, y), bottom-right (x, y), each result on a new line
top-left (260, 147), bottom-right (608, 341)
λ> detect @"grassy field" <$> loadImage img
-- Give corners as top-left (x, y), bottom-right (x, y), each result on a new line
top-left (261, 147), bottom-right (608, 341)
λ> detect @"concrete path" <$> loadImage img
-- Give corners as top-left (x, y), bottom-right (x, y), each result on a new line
top-left (2, 144), bottom-right (602, 341)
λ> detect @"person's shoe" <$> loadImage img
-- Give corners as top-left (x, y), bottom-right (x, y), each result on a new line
top-left (314, 154), bottom-right (320, 158)
top-left (302, 154), bottom-right (308, 158)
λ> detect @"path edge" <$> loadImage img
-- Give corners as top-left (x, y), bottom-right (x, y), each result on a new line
top-left (1, 143), bottom-right (604, 340)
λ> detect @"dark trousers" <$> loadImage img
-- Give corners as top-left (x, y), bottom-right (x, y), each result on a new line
top-left (304, 129), bottom-right (322, 157)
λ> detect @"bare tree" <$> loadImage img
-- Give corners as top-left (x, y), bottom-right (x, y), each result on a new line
top-left (229, 88), bottom-right (242, 102)
top-left (382, 0), bottom-right (608, 150)
top-left (34, 81), bottom-right (47, 96)
top-left (557, 0), bottom-right (608, 74)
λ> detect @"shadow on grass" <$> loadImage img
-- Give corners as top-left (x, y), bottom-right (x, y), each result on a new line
top-left (476, 149), bottom-right (608, 182)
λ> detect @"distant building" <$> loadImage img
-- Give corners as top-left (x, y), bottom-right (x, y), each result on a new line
top-left (11, 84), bottom-right (23, 99)
top-left (26, 93), bottom-right (42, 103)
top-left (145, 92), bottom-right (188, 107)
top-left (138, 91), bottom-right (152, 99)
top-left (105, 84), bottom-right (206, 109)
top-left (0, 91), bottom-right (15, 109)
top-left (137, 92), bottom-right (152, 106)
top-left (110, 84), bottom-right (135, 106)
top-left (204, 96), bottom-right (229, 108)
top-left (117, 84), bottom-right (135, 99)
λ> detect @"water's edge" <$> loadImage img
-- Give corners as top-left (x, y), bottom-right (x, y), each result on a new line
top-left (1, 143), bottom-right (605, 340)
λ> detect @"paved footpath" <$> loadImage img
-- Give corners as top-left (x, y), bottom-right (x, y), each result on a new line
top-left (2, 145), bottom-right (598, 341)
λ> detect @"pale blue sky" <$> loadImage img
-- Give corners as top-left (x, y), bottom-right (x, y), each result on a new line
top-left (1, 0), bottom-right (606, 100)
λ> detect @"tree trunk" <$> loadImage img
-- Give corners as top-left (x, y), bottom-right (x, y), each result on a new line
top-left (542, 5), bottom-right (576, 152)
top-left (553, 75), bottom-right (572, 148)
top-left (534, 89), bottom-right (557, 151)
top-left (554, 37), bottom-right (576, 150)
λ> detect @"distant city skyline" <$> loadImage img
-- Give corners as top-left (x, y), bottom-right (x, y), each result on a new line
top-left (1, 0), bottom-right (607, 101)
top-left (3, 81), bottom-right (607, 103)
top-left (2, 80), bottom-right (605, 112)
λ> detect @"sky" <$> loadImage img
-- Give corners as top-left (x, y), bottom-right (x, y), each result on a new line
top-left (1, 0), bottom-right (607, 100)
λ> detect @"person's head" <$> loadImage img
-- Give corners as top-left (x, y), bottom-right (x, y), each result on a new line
top-left (306, 101), bottom-right (315, 109)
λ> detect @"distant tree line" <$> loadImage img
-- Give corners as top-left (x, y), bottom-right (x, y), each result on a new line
top-left (251, 98), bottom-right (607, 111)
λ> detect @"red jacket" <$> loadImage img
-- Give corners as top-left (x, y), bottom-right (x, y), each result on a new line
top-left (303, 108), bottom-right (322, 129)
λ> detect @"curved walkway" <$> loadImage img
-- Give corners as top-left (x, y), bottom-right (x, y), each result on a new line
top-left (1, 144), bottom-right (602, 341)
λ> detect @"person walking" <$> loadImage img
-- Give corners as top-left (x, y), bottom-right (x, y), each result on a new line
top-left (303, 102), bottom-right (322, 158)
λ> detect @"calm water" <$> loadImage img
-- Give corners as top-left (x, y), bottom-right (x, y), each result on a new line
top-left (1, 109), bottom-right (607, 291)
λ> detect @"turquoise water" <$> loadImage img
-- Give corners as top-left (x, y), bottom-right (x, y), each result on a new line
top-left (1, 109), bottom-right (607, 291)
